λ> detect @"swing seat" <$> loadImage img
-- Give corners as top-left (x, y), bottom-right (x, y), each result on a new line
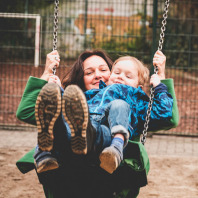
top-left (16, 78), bottom-right (179, 198)
top-left (16, 139), bottom-right (149, 198)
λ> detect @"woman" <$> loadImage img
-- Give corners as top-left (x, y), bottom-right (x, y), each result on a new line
top-left (16, 49), bottom-right (178, 198)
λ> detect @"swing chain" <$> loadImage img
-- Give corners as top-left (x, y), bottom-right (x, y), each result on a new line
top-left (141, 0), bottom-right (170, 145)
top-left (141, 67), bottom-right (158, 145)
top-left (158, 0), bottom-right (170, 51)
top-left (52, 0), bottom-right (59, 75)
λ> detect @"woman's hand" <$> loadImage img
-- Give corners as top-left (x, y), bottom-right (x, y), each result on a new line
top-left (153, 50), bottom-right (166, 80)
top-left (40, 50), bottom-right (60, 81)
top-left (150, 74), bottom-right (161, 88)
top-left (48, 74), bottom-right (62, 87)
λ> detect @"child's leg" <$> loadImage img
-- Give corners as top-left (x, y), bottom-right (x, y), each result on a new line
top-left (34, 83), bottom-right (61, 173)
top-left (106, 99), bottom-right (130, 145)
top-left (99, 99), bottom-right (130, 174)
top-left (91, 119), bottom-right (112, 152)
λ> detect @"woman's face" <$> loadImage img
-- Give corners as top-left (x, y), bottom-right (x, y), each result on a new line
top-left (83, 55), bottom-right (111, 90)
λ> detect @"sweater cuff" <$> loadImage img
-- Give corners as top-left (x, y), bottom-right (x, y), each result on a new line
top-left (154, 83), bottom-right (167, 94)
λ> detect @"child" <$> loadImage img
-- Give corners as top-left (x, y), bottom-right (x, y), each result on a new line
top-left (34, 51), bottom-right (173, 174)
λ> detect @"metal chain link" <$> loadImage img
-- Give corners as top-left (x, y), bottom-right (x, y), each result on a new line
top-left (158, 0), bottom-right (170, 51)
top-left (141, 0), bottom-right (170, 145)
top-left (52, 0), bottom-right (59, 75)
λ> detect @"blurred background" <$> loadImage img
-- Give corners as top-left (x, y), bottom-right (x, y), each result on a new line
top-left (0, 0), bottom-right (197, 136)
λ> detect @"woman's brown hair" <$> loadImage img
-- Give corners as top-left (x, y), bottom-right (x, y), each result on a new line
top-left (62, 49), bottom-right (113, 91)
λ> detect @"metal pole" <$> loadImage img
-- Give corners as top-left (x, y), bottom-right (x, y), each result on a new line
top-left (24, 0), bottom-right (29, 61)
top-left (34, 15), bottom-right (41, 67)
top-left (142, 0), bottom-right (147, 39)
top-left (84, 0), bottom-right (88, 49)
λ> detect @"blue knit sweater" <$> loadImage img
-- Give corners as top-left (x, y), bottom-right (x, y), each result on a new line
top-left (85, 81), bottom-right (173, 139)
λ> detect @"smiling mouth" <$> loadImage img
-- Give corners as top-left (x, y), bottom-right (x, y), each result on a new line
top-left (114, 81), bottom-right (123, 84)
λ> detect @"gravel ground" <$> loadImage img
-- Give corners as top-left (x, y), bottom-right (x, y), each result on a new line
top-left (0, 130), bottom-right (198, 198)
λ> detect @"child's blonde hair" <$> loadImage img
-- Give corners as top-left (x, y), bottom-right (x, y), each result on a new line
top-left (112, 56), bottom-right (150, 87)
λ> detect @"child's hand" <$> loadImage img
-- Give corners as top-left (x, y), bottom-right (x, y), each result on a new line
top-left (48, 74), bottom-right (61, 87)
top-left (150, 74), bottom-right (161, 88)
top-left (153, 50), bottom-right (166, 80)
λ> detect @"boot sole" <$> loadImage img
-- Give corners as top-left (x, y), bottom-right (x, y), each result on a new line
top-left (62, 85), bottom-right (88, 155)
top-left (35, 83), bottom-right (61, 151)
top-left (99, 149), bottom-right (118, 174)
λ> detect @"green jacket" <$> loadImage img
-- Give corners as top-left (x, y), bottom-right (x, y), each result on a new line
top-left (16, 76), bottom-right (179, 195)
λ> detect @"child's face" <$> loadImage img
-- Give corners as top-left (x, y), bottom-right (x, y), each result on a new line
top-left (108, 60), bottom-right (139, 88)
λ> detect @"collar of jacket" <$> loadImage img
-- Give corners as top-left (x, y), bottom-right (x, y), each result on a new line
top-left (99, 80), bottom-right (107, 89)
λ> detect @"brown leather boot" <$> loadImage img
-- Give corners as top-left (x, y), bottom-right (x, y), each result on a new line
top-left (35, 83), bottom-right (61, 152)
top-left (62, 85), bottom-right (96, 155)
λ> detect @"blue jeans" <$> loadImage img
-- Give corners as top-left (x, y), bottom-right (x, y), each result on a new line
top-left (91, 99), bottom-right (130, 148)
